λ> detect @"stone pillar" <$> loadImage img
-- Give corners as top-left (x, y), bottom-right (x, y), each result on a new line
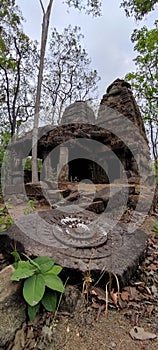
top-left (3, 150), bottom-right (26, 200)
top-left (11, 156), bottom-right (23, 185)
top-left (57, 146), bottom-right (69, 182)
top-left (42, 152), bottom-right (52, 180)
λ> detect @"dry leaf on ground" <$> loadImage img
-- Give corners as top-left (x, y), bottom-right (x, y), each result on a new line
top-left (121, 290), bottom-right (129, 301)
top-left (110, 289), bottom-right (119, 307)
top-left (146, 304), bottom-right (154, 317)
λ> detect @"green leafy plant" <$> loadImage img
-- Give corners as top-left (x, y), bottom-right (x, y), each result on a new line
top-left (0, 204), bottom-right (14, 231)
top-left (11, 255), bottom-right (64, 321)
top-left (0, 217), bottom-right (14, 231)
top-left (24, 200), bottom-right (35, 215)
top-left (0, 204), bottom-right (13, 216)
top-left (153, 220), bottom-right (158, 234)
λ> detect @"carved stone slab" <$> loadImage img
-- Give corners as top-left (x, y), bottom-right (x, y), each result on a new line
top-left (1, 206), bottom-right (147, 286)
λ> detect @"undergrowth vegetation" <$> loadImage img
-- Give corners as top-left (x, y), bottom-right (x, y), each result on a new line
top-left (11, 253), bottom-right (65, 321)
top-left (0, 204), bottom-right (14, 231)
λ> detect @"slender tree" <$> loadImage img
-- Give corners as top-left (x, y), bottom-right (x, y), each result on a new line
top-left (32, 0), bottom-right (54, 183)
top-left (0, 0), bottom-right (37, 138)
top-left (42, 25), bottom-right (100, 124)
top-left (125, 22), bottom-right (158, 171)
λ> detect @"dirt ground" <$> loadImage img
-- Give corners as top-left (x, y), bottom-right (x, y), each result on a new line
top-left (52, 307), bottom-right (158, 350)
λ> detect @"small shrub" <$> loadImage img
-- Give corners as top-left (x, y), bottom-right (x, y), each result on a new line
top-left (0, 204), bottom-right (14, 231)
top-left (0, 204), bottom-right (13, 216)
top-left (11, 255), bottom-right (64, 321)
top-left (24, 200), bottom-right (35, 215)
top-left (0, 217), bottom-right (14, 231)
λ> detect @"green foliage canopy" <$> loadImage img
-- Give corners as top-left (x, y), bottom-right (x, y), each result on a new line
top-left (0, 0), bottom-right (22, 69)
top-left (0, 0), bottom-right (38, 137)
top-left (42, 25), bottom-right (100, 124)
top-left (126, 22), bottom-right (158, 164)
top-left (120, 0), bottom-right (158, 19)
top-left (64, 0), bottom-right (102, 16)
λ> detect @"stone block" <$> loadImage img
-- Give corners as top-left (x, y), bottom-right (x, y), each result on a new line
top-left (4, 184), bottom-right (25, 195)
top-left (59, 285), bottom-right (81, 313)
top-left (0, 266), bottom-right (26, 347)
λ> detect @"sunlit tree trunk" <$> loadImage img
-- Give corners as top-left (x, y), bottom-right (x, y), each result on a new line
top-left (32, 0), bottom-right (54, 183)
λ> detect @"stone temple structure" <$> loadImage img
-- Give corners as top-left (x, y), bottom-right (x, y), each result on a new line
top-left (1, 79), bottom-right (154, 286)
top-left (1, 80), bottom-right (157, 349)
top-left (6, 78), bottom-right (150, 188)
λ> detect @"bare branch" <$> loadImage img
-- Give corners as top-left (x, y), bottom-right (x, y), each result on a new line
top-left (39, 0), bottom-right (45, 14)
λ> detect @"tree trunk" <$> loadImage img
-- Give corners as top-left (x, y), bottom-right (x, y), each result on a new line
top-left (32, 0), bottom-right (54, 183)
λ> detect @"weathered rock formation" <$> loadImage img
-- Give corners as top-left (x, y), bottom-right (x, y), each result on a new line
top-left (98, 79), bottom-right (148, 142)
top-left (97, 79), bottom-right (150, 183)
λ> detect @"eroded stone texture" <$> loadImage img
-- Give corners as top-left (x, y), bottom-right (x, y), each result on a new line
top-left (0, 266), bottom-right (26, 347)
top-left (61, 101), bottom-right (95, 125)
top-left (98, 78), bottom-right (148, 142)
top-left (59, 285), bottom-right (81, 313)
top-left (97, 79), bottom-right (151, 183)
top-left (57, 146), bottom-right (69, 182)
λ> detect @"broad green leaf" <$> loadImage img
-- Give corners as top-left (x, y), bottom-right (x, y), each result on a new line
top-left (0, 224), bottom-right (7, 232)
top-left (23, 274), bottom-right (45, 306)
top-left (11, 261), bottom-right (37, 281)
top-left (153, 220), bottom-right (158, 233)
top-left (33, 256), bottom-right (55, 273)
top-left (28, 303), bottom-right (40, 321)
top-left (41, 290), bottom-right (57, 312)
top-left (11, 251), bottom-right (21, 262)
top-left (6, 204), bottom-right (13, 209)
top-left (22, 253), bottom-right (40, 269)
top-left (47, 265), bottom-right (62, 275)
top-left (13, 262), bottom-right (18, 269)
top-left (43, 274), bottom-right (64, 293)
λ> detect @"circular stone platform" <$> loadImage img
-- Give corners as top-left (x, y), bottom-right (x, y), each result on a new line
top-left (1, 207), bottom-right (147, 286)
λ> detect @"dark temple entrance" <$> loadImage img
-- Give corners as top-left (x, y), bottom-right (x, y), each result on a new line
top-left (68, 158), bottom-right (109, 184)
